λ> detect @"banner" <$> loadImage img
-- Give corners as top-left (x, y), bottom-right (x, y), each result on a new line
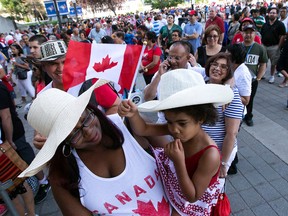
top-left (44, 0), bottom-right (69, 17)
top-left (70, 6), bottom-right (83, 16)
top-left (44, 1), bottom-right (56, 17)
top-left (57, 0), bottom-right (69, 15)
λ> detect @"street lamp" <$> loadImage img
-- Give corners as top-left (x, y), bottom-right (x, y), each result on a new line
top-left (53, 0), bottom-right (62, 30)
top-left (71, 0), bottom-right (78, 23)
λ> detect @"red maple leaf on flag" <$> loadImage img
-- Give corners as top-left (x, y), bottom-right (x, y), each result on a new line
top-left (132, 197), bottom-right (170, 215)
top-left (93, 55), bottom-right (118, 72)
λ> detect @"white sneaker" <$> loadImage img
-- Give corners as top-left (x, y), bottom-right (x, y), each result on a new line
top-left (277, 72), bottom-right (284, 77)
top-left (268, 76), bottom-right (275, 84)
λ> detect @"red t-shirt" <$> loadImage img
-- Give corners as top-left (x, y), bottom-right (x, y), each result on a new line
top-left (232, 32), bottom-right (262, 45)
top-left (142, 45), bottom-right (162, 76)
top-left (205, 16), bottom-right (225, 33)
top-left (1, 76), bottom-right (13, 92)
top-left (36, 81), bottom-right (45, 94)
top-left (85, 28), bottom-right (91, 38)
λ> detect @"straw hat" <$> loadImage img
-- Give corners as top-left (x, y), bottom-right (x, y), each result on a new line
top-left (138, 69), bottom-right (234, 112)
top-left (40, 40), bottom-right (67, 61)
top-left (19, 79), bottom-right (109, 177)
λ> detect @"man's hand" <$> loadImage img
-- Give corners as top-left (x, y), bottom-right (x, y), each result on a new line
top-left (188, 54), bottom-right (197, 67)
top-left (159, 60), bottom-right (170, 75)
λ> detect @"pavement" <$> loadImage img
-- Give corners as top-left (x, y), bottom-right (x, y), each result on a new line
top-left (6, 67), bottom-right (288, 215)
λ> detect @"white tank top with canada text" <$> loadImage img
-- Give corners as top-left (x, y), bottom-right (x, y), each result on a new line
top-left (73, 114), bottom-right (171, 216)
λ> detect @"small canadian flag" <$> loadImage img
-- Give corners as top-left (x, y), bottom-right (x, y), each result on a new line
top-left (63, 41), bottom-right (143, 94)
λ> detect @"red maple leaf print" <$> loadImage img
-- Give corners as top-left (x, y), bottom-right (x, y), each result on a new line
top-left (93, 55), bottom-right (118, 72)
top-left (132, 197), bottom-right (170, 215)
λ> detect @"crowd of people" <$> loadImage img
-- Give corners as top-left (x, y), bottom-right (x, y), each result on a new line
top-left (0, 0), bottom-right (288, 215)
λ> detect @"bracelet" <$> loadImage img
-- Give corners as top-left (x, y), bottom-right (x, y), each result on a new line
top-left (221, 161), bottom-right (228, 167)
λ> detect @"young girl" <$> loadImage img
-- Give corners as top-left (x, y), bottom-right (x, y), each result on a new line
top-left (119, 69), bottom-right (234, 215)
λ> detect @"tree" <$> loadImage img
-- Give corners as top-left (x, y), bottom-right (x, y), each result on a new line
top-left (0, 0), bottom-right (46, 25)
top-left (0, 0), bottom-right (29, 28)
top-left (144, 0), bottom-right (184, 10)
top-left (81, 0), bottom-right (126, 16)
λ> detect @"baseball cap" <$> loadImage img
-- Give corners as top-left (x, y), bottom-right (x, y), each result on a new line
top-left (243, 24), bottom-right (256, 31)
top-left (7, 40), bottom-right (14, 46)
top-left (189, 10), bottom-right (197, 16)
top-left (241, 17), bottom-right (254, 24)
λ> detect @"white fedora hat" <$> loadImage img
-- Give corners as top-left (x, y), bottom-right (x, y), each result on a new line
top-left (19, 79), bottom-right (109, 177)
top-left (138, 69), bottom-right (234, 112)
top-left (40, 40), bottom-right (67, 62)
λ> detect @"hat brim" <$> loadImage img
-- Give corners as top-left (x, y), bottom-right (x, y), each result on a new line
top-left (138, 84), bottom-right (234, 112)
top-left (243, 27), bottom-right (255, 31)
top-left (19, 79), bottom-right (109, 177)
top-left (40, 54), bottom-right (66, 62)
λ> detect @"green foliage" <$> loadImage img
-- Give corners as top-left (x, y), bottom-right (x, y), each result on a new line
top-left (0, 0), bottom-right (29, 21)
top-left (145, 0), bottom-right (184, 9)
top-left (0, 0), bottom-right (46, 22)
top-left (85, 0), bottom-right (126, 15)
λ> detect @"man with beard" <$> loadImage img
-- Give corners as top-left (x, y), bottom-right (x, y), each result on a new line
top-left (261, 7), bottom-right (286, 84)
top-left (242, 24), bottom-right (268, 126)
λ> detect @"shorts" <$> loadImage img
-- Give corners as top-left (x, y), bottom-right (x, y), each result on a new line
top-left (264, 45), bottom-right (280, 65)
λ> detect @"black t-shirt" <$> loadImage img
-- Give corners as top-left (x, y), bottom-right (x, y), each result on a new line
top-left (0, 82), bottom-right (25, 141)
top-left (261, 20), bottom-right (286, 46)
top-left (197, 45), bottom-right (227, 67)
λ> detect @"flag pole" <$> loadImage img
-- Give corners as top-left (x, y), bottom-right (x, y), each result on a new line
top-left (127, 42), bottom-right (147, 100)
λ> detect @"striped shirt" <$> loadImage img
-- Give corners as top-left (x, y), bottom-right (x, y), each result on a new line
top-left (153, 20), bottom-right (162, 36)
top-left (202, 87), bottom-right (244, 150)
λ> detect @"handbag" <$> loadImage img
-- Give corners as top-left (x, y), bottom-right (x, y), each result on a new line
top-left (211, 181), bottom-right (231, 216)
top-left (0, 141), bottom-right (28, 192)
top-left (17, 69), bottom-right (28, 80)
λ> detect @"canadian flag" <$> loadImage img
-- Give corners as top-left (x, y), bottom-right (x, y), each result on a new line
top-left (63, 41), bottom-right (143, 94)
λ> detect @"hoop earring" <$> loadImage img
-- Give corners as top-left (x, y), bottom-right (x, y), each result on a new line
top-left (62, 144), bottom-right (72, 157)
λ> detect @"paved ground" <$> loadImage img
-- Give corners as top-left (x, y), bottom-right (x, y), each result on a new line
top-left (6, 67), bottom-right (288, 215)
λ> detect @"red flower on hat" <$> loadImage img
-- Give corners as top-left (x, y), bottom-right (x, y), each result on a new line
top-left (93, 55), bottom-right (118, 72)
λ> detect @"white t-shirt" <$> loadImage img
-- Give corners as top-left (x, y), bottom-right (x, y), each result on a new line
top-left (279, 16), bottom-right (288, 32)
top-left (234, 63), bottom-right (252, 97)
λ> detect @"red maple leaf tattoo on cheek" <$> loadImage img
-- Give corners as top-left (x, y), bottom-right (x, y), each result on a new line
top-left (93, 55), bottom-right (118, 72)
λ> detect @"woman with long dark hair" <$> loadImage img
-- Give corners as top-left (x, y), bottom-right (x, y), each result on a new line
top-left (19, 81), bottom-right (171, 215)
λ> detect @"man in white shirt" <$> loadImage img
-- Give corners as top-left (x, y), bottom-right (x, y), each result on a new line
top-left (279, 6), bottom-right (288, 33)
top-left (88, 23), bottom-right (107, 43)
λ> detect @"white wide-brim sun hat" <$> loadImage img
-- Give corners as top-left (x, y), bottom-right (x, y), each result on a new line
top-left (138, 69), bottom-right (234, 112)
top-left (19, 79), bottom-right (109, 177)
